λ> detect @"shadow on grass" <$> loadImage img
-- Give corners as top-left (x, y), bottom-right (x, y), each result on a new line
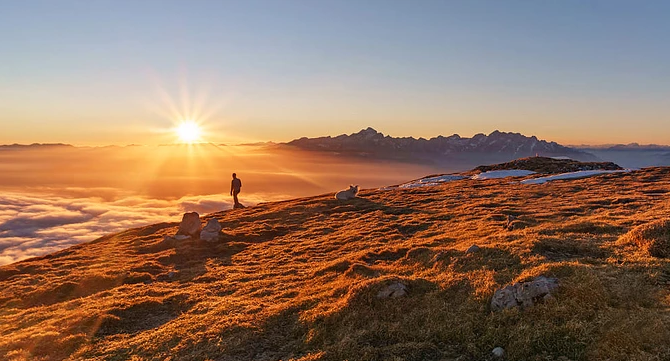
top-left (450, 247), bottom-right (523, 284)
top-left (532, 237), bottom-right (609, 261)
top-left (305, 277), bottom-right (471, 361)
top-left (94, 293), bottom-right (195, 337)
top-left (319, 197), bottom-right (424, 217)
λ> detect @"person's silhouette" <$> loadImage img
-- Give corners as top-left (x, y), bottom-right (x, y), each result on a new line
top-left (230, 173), bottom-right (242, 208)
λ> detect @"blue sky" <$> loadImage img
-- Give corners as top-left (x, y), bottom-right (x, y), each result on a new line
top-left (0, 0), bottom-right (668, 145)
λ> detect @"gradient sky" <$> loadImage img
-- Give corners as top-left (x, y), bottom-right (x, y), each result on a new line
top-left (1, 0), bottom-right (669, 145)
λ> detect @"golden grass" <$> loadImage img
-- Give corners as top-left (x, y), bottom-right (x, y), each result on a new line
top-left (1, 167), bottom-right (670, 360)
top-left (619, 219), bottom-right (670, 258)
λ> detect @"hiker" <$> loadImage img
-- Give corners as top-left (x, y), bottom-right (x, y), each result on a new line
top-left (230, 173), bottom-right (242, 208)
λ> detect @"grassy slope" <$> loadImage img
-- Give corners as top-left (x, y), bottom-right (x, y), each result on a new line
top-left (1, 168), bottom-right (670, 361)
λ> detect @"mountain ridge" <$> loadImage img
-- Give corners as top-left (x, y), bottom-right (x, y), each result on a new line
top-left (283, 128), bottom-right (598, 163)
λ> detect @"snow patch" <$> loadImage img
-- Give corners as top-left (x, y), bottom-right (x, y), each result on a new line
top-left (520, 170), bottom-right (628, 185)
top-left (471, 170), bottom-right (536, 180)
top-left (398, 175), bottom-right (466, 188)
top-left (379, 174), bottom-right (466, 190)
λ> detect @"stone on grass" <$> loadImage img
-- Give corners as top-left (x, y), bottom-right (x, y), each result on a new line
top-left (200, 219), bottom-right (222, 242)
top-left (377, 282), bottom-right (408, 298)
top-left (176, 212), bottom-right (201, 237)
top-left (491, 276), bottom-right (559, 311)
top-left (504, 214), bottom-right (517, 229)
top-left (465, 244), bottom-right (480, 254)
top-left (492, 347), bottom-right (505, 358)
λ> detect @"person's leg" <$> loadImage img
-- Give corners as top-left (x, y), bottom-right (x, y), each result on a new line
top-left (233, 190), bottom-right (240, 205)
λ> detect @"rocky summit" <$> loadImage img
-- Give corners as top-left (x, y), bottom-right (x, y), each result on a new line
top-left (2, 164), bottom-right (670, 360)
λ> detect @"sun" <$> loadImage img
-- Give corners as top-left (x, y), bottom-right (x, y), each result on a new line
top-left (175, 121), bottom-right (202, 143)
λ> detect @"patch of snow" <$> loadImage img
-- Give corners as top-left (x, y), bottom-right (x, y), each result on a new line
top-left (471, 170), bottom-right (536, 180)
top-left (379, 174), bottom-right (465, 190)
top-left (414, 175), bottom-right (466, 184)
top-left (550, 156), bottom-right (572, 160)
top-left (520, 170), bottom-right (628, 185)
top-left (398, 175), bottom-right (465, 189)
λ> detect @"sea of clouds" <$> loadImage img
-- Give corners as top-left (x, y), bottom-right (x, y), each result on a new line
top-left (0, 189), bottom-right (277, 265)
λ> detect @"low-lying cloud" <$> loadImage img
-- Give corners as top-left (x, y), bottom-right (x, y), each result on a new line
top-left (0, 190), bottom-right (279, 265)
top-left (0, 145), bottom-right (444, 266)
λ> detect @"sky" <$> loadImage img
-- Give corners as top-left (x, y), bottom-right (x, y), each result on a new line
top-left (1, 0), bottom-right (669, 146)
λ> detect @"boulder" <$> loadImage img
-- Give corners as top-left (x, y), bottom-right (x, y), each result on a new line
top-left (200, 219), bottom-right (222, 242)
top-left (176, 212), bottom-right (201, 237)
top-left (377, 282), bottom-right (408, 298)
top-left (465, 244), bottom-right (480, 254)
top-left (491, 276), bottom-right (559, 311)
top-left (492, 347), bottom-right (505, 358)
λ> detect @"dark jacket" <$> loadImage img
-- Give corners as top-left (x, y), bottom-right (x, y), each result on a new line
top-left (231, 178), bottom-right (242, 192)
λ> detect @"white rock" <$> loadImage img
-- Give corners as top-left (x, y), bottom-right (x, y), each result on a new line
top-left (200, 219), bottom-right (222, 242)
top-left (492, 347), bottom-right (505, 358)
top-left (491, 276), bottom-right (559, 311)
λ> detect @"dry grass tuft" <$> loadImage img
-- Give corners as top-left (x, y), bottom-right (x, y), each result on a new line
top-left (620, 219), bottom-right (670, 258)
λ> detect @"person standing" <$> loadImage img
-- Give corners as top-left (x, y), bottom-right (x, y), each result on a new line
top-left (230, 173), bottom-right (242, 208)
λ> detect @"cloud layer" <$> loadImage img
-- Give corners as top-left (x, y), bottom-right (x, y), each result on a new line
top-left (0, 190), bottom-right (276, 265)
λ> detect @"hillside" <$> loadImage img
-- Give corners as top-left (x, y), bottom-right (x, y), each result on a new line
top-left (2, 166), bottom-right (670, 360)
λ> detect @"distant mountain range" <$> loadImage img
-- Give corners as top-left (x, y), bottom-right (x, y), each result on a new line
top-left (4, 131), bottom-right (670, 169)
top-left (0, 143), bottom-right (73, 150)
top-left (575, 143), bottom-right (670, 151)
top-left (576, 144), bottom-right (670, 169)
top-left (281, 128), bottom-right (599, 166)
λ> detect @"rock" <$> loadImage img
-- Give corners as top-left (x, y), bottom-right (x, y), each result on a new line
top-left (176, 212), bottom-right (201, 237)
top-left (377, 282), bottom-right (408, 298)
top-left (492, 347), bottom-right (505, 358)
top-left (491, 276), bottom-right (559, 311)
top-left (507, 220), bottom-right (528, 231)
top-left (504, 214), bottom-right (517, 229)
top-left (465, 244), bottom-right (480, 254)
top-left (167, 271), bottom-right (176, 279)
top-left (200, 219), bottom-right (222, 242)
top-left (174, 235), bottom-right (190, 241)
top-left (233, 203), bottom-right (246, 209)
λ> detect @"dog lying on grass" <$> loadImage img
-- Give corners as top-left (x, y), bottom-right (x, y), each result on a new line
top-left (335, 185), bottom-right (359, 200)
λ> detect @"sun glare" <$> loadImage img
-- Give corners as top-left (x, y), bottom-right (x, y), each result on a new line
top-left (176, 121), bottom-right (202, 143)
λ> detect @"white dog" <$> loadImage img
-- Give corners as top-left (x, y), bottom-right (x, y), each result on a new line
top-left (335, 185), bottom-right (359, 200)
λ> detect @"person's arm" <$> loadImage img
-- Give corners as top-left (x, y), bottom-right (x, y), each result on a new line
top-left (230, 181), bottom-right (233, 195)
